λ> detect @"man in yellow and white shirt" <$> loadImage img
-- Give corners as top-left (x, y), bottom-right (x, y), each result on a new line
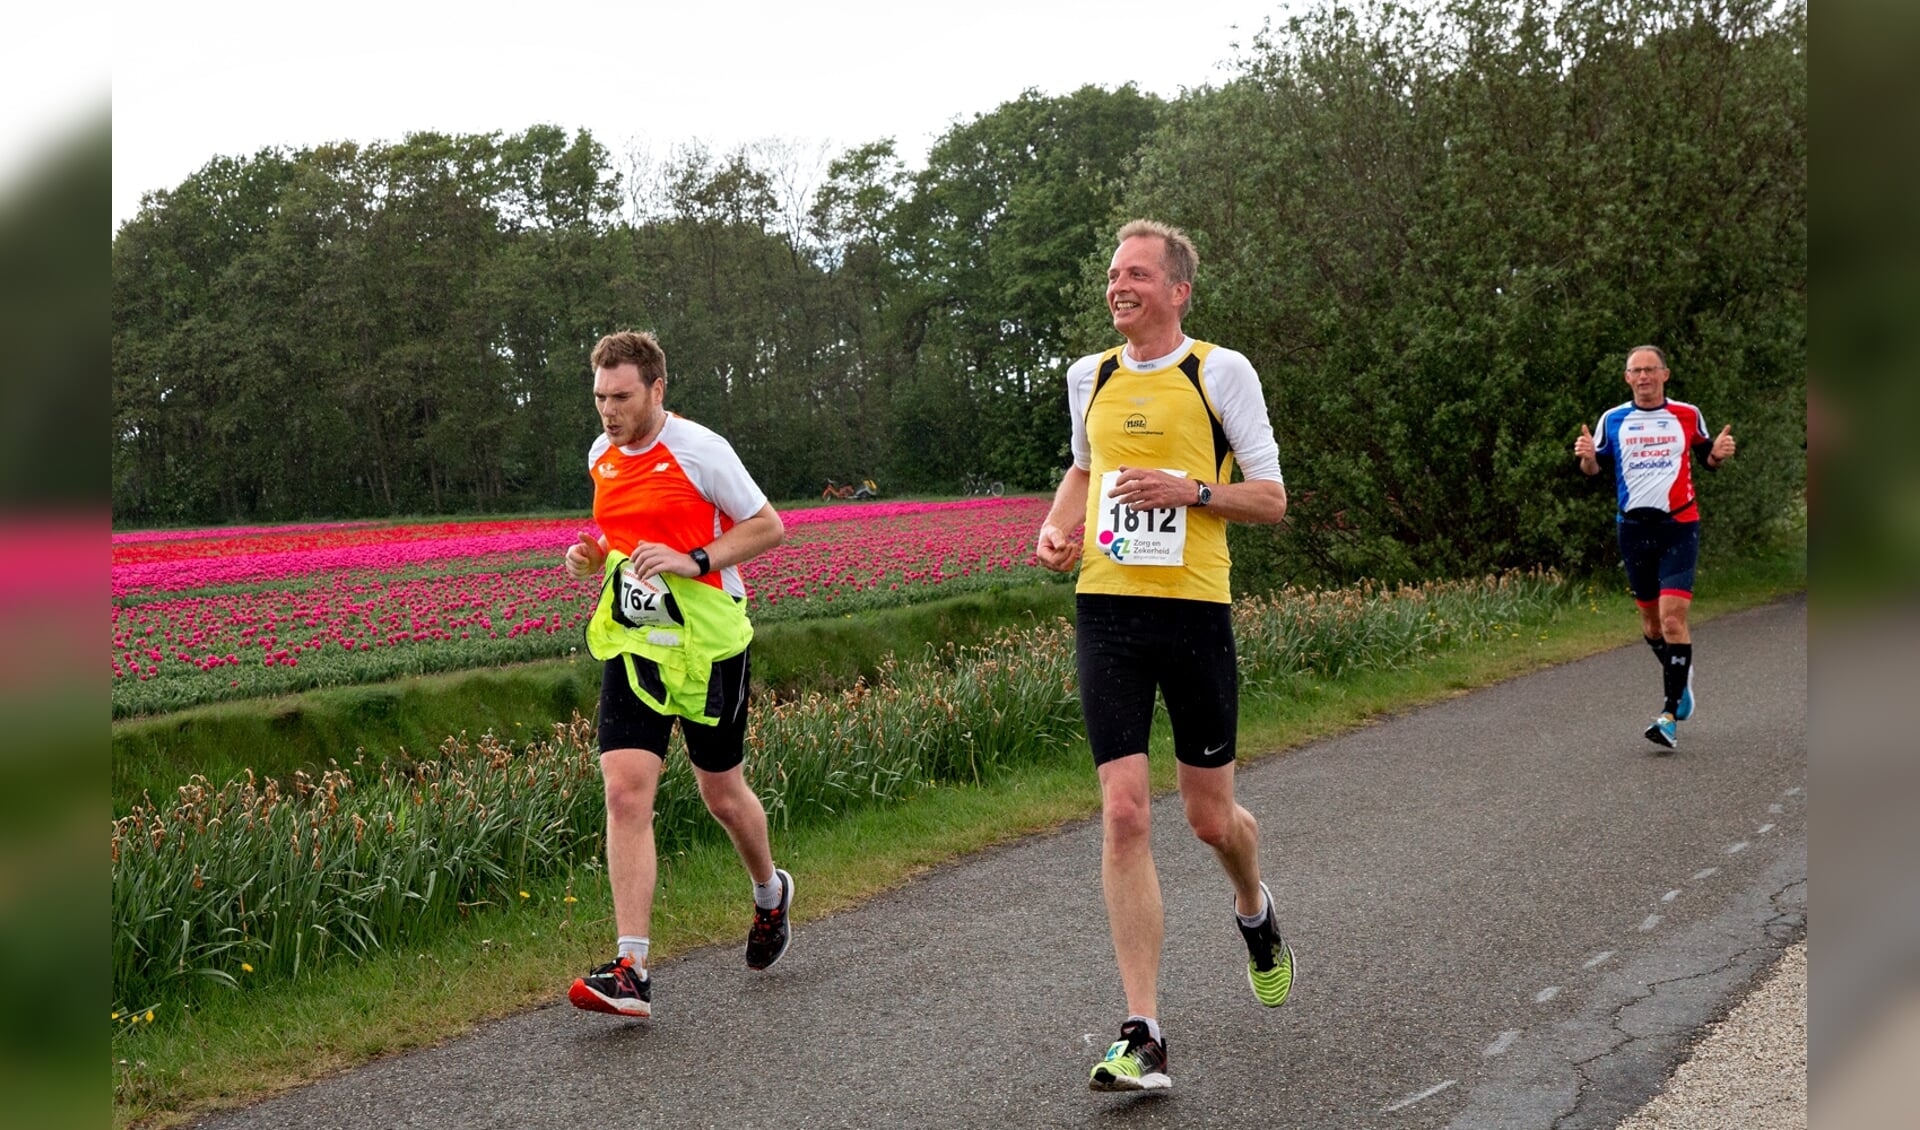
top-left (1036, 220), bottom-right (1294, 1094)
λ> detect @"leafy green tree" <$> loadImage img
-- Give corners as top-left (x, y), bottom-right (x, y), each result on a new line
top-left (1113, 0), bottom-right (1804, 585)
top-left (114, 4), bottom-right (1802, 574)
top-left (113, 149), bottom-right (300, 521)
top-left (114, 128), bottom-right (628, 523)
top-left (897, 85), bottom-right (1165, 491)
top-left (805, 140), bottom-right (917, 491)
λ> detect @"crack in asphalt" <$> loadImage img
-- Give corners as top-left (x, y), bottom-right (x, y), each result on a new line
top-left (1556, 872), bottom-right (1807, 1130)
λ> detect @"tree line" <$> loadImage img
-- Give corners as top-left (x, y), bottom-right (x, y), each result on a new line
top-left (112, 0), bottom-right (1804, 585)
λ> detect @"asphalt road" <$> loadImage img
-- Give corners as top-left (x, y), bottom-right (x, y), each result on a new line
top-left (194, 596), bottom-right (1806, 1130)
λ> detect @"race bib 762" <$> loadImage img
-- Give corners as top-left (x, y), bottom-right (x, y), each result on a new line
top-left (614, 563), bottom-right (684, 627)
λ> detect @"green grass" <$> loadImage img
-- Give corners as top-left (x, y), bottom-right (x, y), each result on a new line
top-left (112, 582), bottom-right (1075, 815)
top-left (111, 542), bottom-right (1802, 1129)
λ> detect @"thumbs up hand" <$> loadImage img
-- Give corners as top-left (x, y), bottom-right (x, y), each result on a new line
top-left (1710, 424), bottom-right (1736, 466)
top-left (565, 531), bottom-right (606, 581)
top-left (1573, 423), bottom-right (1596, 460)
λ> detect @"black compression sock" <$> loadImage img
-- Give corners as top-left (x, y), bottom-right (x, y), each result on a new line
top-left (1645, 635), bottom-right (1669, 664)
top-left (1662, 643), bottom-right (1693, 714)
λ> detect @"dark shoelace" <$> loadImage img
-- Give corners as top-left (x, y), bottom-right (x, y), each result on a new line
top-left (589, 958), bottom-right (642, 990)
top-left (748, 905), bottom-right (784, 946)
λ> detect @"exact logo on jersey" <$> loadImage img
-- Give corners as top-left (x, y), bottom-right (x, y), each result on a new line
top-left (1594, 399), bottom-right (1708, 519)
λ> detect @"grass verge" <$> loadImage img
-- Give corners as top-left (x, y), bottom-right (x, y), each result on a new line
top-left (111, 582), bottom-right (1075, 815)
top-left (111, 545), bottom-right (1802, 1127)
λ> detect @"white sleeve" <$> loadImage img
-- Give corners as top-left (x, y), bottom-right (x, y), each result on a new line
top-left (1065, 354), bottom-right (1101, 471)
top-left (1593, 407), bottom-right (1617, 456)
top-left (588, 433), bottom-right (611, 473)
top-left (1202, 348), bottom-right (1283, 484)
top-left (663, 418), bottom-right (770, 523)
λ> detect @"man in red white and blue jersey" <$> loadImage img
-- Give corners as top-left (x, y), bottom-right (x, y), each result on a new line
top-left (1575, 344), bottom-right (1738, 750)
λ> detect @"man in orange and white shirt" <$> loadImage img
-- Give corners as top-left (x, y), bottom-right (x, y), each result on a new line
top-left (560, 330), bottom-right (792, 1020)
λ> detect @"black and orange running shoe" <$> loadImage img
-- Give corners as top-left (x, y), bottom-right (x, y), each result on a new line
top-left (745, 868), bottom-right (794, 970)
top-left (568, 955), bottom-right (651, 1018)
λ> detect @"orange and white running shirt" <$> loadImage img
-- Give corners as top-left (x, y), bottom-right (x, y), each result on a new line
top-left (587, 414), bottom-right (769, 598)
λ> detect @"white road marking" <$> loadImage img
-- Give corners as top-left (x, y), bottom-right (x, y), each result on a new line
top-left (1757, 823), bottom-right (1775, 834)
top-left (1662, 889), bottom-right (1681, 903)
top-left (1640, 914), bottom-right (1664, 932)
top-left (1726, 841), bottom-right (1750, 855)
top-left (1483, 1030), bottom-right (1520, 1058)
top-left (1693, 867), bottom-right (1720, 881)
top-left (1769, 803), bottom-right (1784, 814)
top-left (1383, 1079), bottom-right (1457, 1113)
top-left (1584, 951), bottom-right (1615, 969)
top-left (1535, 986), bottom-right (1561, 1003)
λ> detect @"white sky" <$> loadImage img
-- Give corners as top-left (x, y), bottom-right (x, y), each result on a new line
top-left (89, 0), bottom-right (1297, 232)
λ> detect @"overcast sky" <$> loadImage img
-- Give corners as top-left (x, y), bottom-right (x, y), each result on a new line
top-left (84, 0), bottom-right (1297, 231)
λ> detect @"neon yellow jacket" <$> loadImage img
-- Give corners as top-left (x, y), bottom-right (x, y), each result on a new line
top-left (585, 551), bottom-right (754, 724)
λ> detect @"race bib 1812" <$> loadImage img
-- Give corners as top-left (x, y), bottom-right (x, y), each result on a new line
top-left (1095, 469), bottom-right (1188, 566)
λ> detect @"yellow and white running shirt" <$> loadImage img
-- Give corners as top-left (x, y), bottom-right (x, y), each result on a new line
top-left (588, 414), bottom-right (769, 600)
top-left (1067, 337), bottom-right (1283, 603)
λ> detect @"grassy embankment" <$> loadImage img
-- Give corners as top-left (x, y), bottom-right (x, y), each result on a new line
top-left (110, 543), bottom-right (1803, 1129)
top-left (112, 582), bottom-right (1076, 815)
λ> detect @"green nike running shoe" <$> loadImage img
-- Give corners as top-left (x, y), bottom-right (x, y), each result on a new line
top-left (1238, 880), bottom-right (1296, 1008)
top-left (1089, 1019), bottom-right (1170, 1092)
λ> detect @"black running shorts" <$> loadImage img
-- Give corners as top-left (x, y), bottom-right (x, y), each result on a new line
top-left (597, 649), bottom-right (751, 773)
top-left (1075, 592), bottom-right (1238, 768)
top-left (1617, 519), bottom-right (1700, 606)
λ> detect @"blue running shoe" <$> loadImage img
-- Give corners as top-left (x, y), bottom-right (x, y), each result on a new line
top-left (1644, 713), bottom-right (1678, 750)
top-left (1674, 680), bottom-right (1695, 722)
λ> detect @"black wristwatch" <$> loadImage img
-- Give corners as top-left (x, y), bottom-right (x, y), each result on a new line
top-left (1194, 482), bottom-right (1212, 508)
top-left (689, 547), bottom-right (712, 576)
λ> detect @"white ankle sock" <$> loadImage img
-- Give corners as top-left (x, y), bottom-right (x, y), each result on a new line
top-left (752, 870), bottom-right (785, 910)
top-left (1126, 1015), bottom-right (1163, 1044)
top-left (617, 935), bottom-right (649, 969)
top-left (1237, 887), bottom-right (1273, 928)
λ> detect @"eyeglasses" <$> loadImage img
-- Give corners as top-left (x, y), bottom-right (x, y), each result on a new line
top-left (1625, 366), bottom-right (1665, 376)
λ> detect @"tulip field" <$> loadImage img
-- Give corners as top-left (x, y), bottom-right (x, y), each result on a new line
top-left (112, 498), bottom-right (1060, 719)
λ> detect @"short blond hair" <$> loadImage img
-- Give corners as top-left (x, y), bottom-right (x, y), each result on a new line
top-left (1116, 219), bottom-right (1198, 316)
